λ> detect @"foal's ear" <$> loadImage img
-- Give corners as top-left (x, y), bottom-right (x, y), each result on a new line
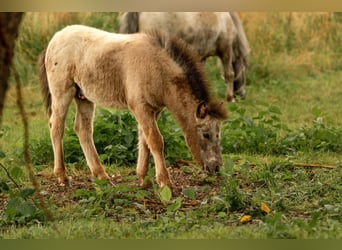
top-left (196, 101), bottom-right (208, 120)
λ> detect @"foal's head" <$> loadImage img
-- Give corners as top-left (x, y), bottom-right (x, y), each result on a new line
top-left (193, 101), bottom-right (228, 174)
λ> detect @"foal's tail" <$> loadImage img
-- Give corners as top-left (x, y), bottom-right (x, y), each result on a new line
top-left (38, 48), bottom-right (52, 117)
top-left (119, 12), bottom-right (140, 33)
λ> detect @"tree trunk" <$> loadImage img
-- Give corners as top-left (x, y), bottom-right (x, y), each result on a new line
top-left (0, 12), bottom-right (23, 124)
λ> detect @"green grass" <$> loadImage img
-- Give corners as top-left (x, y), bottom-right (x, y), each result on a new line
top-left (1, 156), bottom-right (341, 239)
top-left (0, 12), bottom-right (342, 239)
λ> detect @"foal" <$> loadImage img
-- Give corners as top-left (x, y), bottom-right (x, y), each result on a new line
top-left (39, 25), bottom-right (228, 189)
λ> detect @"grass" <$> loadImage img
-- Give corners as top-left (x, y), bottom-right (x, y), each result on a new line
top-left (0, 12), bottom-right (342, 239)
top-left (1, 156), bottom-right (341, 239)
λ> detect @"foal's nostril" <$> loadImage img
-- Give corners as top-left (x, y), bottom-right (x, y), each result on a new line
top-left (205, 163), bottom-right (221, 175)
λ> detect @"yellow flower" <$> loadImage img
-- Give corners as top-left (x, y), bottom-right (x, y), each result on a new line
top-left (240, 215), bottom-right (252, 223)
top-left (261, 202), bottom-right (271, 214)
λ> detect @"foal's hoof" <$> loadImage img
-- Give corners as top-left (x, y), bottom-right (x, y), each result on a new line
top-left (139, 178), bottom-right (152, 189)
top-left (58, 177), bottom-right (71, 187)
top-left (227, 96), bottom-right (236, 103)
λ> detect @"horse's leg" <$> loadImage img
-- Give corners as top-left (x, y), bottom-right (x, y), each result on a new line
top-left (220, 48), bottom-right (235, 102)
top-left (133, 106), bottom-right (172, 189)
top-left (49, 89), bottom-right (74, 186)
top-left (74, 98), bottom-right (111, 182)
top-left (136, 125), bottom-right (151, 187)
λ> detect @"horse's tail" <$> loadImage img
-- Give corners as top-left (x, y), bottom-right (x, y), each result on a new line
top-left (229, 12), bottom-right (250, 61)
top-left (119, 12), bottom-right (140, 33)
top-left (38, 48), bottom-right (52, 117)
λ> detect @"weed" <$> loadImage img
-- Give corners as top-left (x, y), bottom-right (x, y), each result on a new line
top-left (1, 188), bottom-right (46, 226)
top-left (72, 179), bottom-right (149, 220)
top-left (212, 158), bottom-right (248, 214)
top-left (222, 100), bottom-right (342, 156)
top-left (221, 100), bottom-right (288, 155)
top-left (278, 117), bottom-right (342, 153)
top-left (0, 162), bottom-right (46, 226)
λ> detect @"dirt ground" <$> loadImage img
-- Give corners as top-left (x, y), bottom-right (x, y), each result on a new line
top-left (0, 164), bottom-right (222, 216)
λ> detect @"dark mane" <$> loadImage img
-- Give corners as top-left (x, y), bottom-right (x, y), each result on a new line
top-left (149, 32), bottom-right (211, 104)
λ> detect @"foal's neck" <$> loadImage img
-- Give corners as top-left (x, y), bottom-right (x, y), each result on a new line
top-left (164, 85), bottom-right (197, 131)
top-left (164, 85), bottom-right (203, 166)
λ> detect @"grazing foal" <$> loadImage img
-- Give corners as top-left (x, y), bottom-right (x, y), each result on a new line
top-left (39, 25), bottom-right (227, 189)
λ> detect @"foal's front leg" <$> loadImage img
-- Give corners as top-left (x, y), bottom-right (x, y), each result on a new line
top-left (134, 107), bottom-right (172, 189)
top-left (136, 125), bottom-right (151, 187)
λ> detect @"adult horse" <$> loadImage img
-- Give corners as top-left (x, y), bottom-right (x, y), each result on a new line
top-left (119, 12), bottom-right (250, 102)
top-left (38, 25), bottom-right (228, 189)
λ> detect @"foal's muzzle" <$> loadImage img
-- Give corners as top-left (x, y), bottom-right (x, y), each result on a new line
top-left (204, 159), bottom-right (222, 175)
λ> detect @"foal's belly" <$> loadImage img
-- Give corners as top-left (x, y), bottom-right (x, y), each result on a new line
top-left (75, 81), bottom-right (128, 109)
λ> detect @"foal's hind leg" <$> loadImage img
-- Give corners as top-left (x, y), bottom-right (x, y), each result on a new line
top-left (74, 98), bottom-right (111, 182)
top-left (49, 90), bottom-right (74, 186)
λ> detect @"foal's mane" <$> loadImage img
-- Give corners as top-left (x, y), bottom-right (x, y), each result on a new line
top-left (149, 31), bottom-right (228, 120)
top-left (149, 32), bottom-right (210, 102)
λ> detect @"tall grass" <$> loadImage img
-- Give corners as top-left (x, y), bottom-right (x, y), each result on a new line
top-left (239, 12), bottom-right (342, 82)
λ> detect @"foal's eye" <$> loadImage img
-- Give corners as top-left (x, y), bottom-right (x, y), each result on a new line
top-left (203, 133), bottom-right (210, 139)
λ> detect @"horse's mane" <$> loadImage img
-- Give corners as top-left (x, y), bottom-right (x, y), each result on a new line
top-left (149, 31), bottom-right (228, 120)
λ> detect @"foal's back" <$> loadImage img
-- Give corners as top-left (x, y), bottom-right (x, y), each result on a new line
top-left (45, 25), bottom-right (179, 109)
